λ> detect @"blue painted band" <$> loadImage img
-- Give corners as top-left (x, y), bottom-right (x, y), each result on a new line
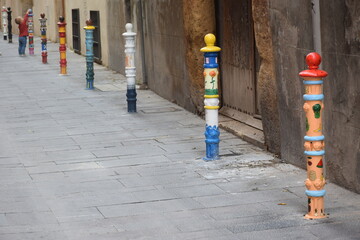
top-left (303, 80), bottom-right (323, 85)
top-left (304, 150), bottom-right (325, 156)
top-left (303, 94), bottom-right (324, 101)
top-left (304, 135), bottom-right (325, 141)
top-left (127, 88), bottom-right (137, 113)
top-left (305, 190), bottom-right (326, 197)
top-left (203, 52), bottom-right (218, 68)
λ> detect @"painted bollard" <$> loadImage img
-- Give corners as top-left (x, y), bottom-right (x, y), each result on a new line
top-left (28, 9), bottom-right (34, 55)
top-left (122, 23), bottom-right (137, 112)
top-left (57, 16), bottom-right (67, 75)
top-left (84, 19), bottom-right (95, 89)
top-left (299, 52), bottom-right (328, 219)
top-left (7, 7), bottom-right (12, 43)
top-left (39, 13), bottom-right (47, 63)
top-left (2, 6), bottom-right (8, 40)
top-left (200, 34), bottom-right (221, 161)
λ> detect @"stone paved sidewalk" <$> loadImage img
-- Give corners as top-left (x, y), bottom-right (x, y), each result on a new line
top-left (0, 35), bottom-right (359, 240)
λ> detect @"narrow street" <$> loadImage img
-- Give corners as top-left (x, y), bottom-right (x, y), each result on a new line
top-left (0, 35), bottom-right (359, 239)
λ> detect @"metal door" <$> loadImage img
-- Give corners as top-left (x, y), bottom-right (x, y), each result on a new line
top-left (90, 11), bottom-right (101, 63)
top-left (217, 0), bottom-right (261, 129)
top-left (72, 9), bottom-right (81, 54)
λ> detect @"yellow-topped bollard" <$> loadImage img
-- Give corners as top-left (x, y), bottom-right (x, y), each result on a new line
top-left (57, 16), bottom-right (67, 75)
top-left (200, 33), bottom-right (221, 161)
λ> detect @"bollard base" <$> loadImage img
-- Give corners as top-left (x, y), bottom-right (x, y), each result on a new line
top-left (304, 214), bottom-right (327, 220)
top-left (8, 39), bottom-right (12, 43)
top-left (127, 89), bottom-right (137, 113)
top-left (3, 36), bottom-right (7, 40)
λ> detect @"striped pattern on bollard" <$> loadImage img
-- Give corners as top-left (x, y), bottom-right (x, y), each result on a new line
top-left (39, 13), bottom-right (47, 63)
top-left (299, 52), bottom-right (328, 219)
top-left (201, 34), bottom-right (221, 161)
top-left (28, 9), bottom-right (34, 55)
top-left (57, 16), bottom-right (67, 75)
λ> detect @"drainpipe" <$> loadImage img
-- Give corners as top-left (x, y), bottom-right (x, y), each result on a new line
top-left (311, 0), bottom-right (321, 56)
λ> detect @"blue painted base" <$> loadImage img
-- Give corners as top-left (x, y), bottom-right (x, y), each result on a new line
top-left (204, 125), bottom-right (220, 161)
top-left (126, 88), bottom-right (137, 113)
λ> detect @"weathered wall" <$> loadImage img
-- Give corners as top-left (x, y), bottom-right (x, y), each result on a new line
top-left (106, 0), bottom-right (126, 74)
top-left (320, 0), bottom-right (360, 193)
top-left (252, 0), bottom-right (281, 154)
top-left (65, 0), bottom-right (110, 66)
top-left (183, 0), bottom-right (215, 114)
top-left (33, 0), bottom-right (62, 42)
top-left (141, 0), bottom-right (194, 110)
top-left (268, 0), bottom-right (314, 167)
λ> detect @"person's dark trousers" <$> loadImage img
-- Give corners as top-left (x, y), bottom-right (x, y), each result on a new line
top-left (18, 36), bottom-right (27, 55)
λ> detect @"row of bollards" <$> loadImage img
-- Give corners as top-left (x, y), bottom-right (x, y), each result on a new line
top-left (1, 8), bottom-right (328, 219)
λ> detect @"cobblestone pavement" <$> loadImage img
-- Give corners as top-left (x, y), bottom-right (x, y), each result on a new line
top-left (0, 35), bottom-right (359, 240)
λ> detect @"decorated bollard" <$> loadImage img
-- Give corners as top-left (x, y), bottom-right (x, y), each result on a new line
top-left (39, 13), bottom-right (47, 63)
top-left (84, 19), bottom-right (95, 89)
top-left (2, 6), bottom-right (8, 40)
top-left (200, 34), bottom-right (221, 161)
top-left (299, 52), bottom-right (328, 219)
top-left (122, 23), bottom-right (137, 112)
top-left (57, 16), bottom-right (67, 75)
top-left (28, 9), bottom-right (34, 55)
top-left (7, 7), bottom-right (12, 43)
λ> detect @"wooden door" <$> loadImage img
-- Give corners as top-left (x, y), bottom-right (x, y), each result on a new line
top-left (72, 9), bottom-right (81, 54)
top-left (217, 0), bottom-right (261, 129)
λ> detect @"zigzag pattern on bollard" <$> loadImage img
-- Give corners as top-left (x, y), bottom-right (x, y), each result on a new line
top-left (57, 16), bottom-right (67, 75)
top-left (84, 19), bottom-right (95, 90)
top-left (122, 23), bottom-right (137, 113)
top-left (201, 34), bottom-right (221, 161)
top-left (2, 6), bottom-right (8, 40)
top-left (7, 7), bottom-right (12, 43)
top-left (28, 9), bottom-right (34, 55)
top-left (39, 13), bottom-right (47, 63)
top-left (299, 52), bottom-right (328, 219)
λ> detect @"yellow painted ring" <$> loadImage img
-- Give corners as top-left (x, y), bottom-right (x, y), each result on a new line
top-left (204, 95), bottom-right (219, 98)
top-left (204, 106), bottom-right (220, 110)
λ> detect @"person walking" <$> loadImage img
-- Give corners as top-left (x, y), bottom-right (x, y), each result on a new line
top-left (15, 9), bottom-right (30, 56)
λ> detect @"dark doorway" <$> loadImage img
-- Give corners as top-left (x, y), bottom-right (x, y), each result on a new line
top-left (72, 9), bottom-right (81, 54)
top-left (216, 0), bottom-right (262, 130)
top-left (90, 10), bottom-right (102, 63)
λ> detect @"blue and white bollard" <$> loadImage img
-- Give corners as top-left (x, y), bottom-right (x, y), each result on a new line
top-left (39, 13), bottom-right (47, 63)
top-left (84, 19), bottom-right (95, 89)
top-left (122, 23), bottom-right (137, 113)
top-left (201, 34), bottom-right (221, 161)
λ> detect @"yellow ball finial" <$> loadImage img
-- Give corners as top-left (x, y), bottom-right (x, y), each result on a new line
top-left (200, 33), bottom-right (221, 52)
top-left (204, 34), bottom-right (216, 47)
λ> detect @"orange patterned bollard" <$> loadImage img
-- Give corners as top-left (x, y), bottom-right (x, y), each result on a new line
top-left (299, 52), bottom-right (328, 219)
top-left (57, 16), bottom-right (67, 75)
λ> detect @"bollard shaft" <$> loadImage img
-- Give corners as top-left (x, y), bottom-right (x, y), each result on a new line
top-left (122, 23), bottom-right (137, 113)
top-left (39, 13), bottom-right (47, 63)
top-left (299, 52), bottom-right (328, 219)
top-left (84, 20), bottom-right (95, 89)
top-left (57, 17), bottom-right (67, 75)
top-left (201, 34), bottom-right (221, 161)
top-left (7, 7), bottom-right (12, 43)
top-left (28, 9), bottom-right (34, 55)
top-left (2, 6), bottom-right (8, 40)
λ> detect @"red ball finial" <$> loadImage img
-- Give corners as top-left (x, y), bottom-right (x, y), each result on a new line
top-left (306, 52), bottom-right (321, 70)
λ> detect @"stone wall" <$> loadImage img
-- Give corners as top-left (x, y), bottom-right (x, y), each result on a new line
top-left (268, 0), bottom-right (314, 167)
top-left (320, 0), bottom-right (360, 193)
